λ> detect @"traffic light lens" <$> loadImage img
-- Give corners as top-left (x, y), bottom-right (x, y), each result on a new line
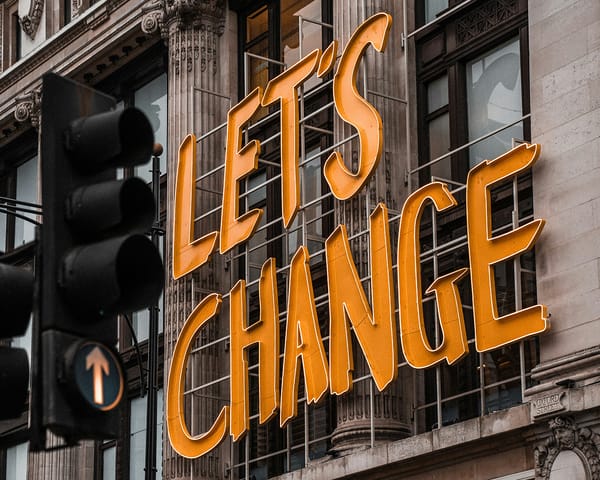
top-left (0, 347), bottom-right (29, 419)
top-left (0, 264), bottom-right (33, 337)
top-left (67, 107), bottom-right (154, 171)
top-left (67, 177), bottom-right (155, 237)
top-left (61, 234), bottom-right (163, 319)
top-left (115, 235), bottom-right (164, 313)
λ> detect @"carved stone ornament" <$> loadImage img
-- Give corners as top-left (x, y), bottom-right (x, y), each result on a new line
top-left (14, 89), bottom-right (42, 130)
top-left (19, 0), bottom-right (44, 39)
top-left (141, 0), bottom-right (226, 38)
top-left (456, 0), bottom-right (518, 44)
top-left (535, 416), bottom-right (600, 479)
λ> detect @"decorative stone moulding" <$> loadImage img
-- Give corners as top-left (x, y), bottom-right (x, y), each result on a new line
top-left (14, 88), bottom-right (42, 130)
top-left (19, 0), bottom-right (44, 39)
top-left (535, 416), bottom-right (600, 479)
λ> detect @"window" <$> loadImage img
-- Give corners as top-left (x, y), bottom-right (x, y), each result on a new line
top-left (467, 37), bottom-right (523, 167)
top-left (239, 0), bottom-right (330, 95)
top-left (0, 142), bottom-right (40, 254)
top-left (100, 441), bottom-right (116, 480)
top-left (129, 391), bottom-right (163, 480)
top-left (412, 0), bottom-right (537, 433)
top-left (133, 74), bottom-right (168, 183)
top-left (424, 0), bottom-right (448, 24)
top-left (5, 442), bottom-right (27, 480)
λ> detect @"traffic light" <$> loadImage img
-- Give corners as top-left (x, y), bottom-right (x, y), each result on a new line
top-left (37, 73), bottom-right (163, 442)
top-left (0, 262), bottom-right (33, 420)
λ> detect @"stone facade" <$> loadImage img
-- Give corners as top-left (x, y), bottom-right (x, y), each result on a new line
top-left (0, 0), bottom-right (599, 479)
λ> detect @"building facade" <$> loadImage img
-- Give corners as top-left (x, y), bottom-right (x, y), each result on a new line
top-left (0, 0), bottom-right (599, 479)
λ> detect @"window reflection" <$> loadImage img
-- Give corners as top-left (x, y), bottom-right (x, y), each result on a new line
top-left (134, 74), bottom-right (168, 183)
top-left (425, 0), bottom-right (448, 24)
top-left (15, 156), bottom-right (38, 247)
top-left (6, 442), bottom-right (28, 480)
top-left (467, 38), bottom-right (523, 167)
top-left (129, 390), bottom-right (163, 480)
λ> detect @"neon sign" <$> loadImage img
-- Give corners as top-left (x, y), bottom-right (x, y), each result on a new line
top-left (167, 12), bottom-right (549, 458)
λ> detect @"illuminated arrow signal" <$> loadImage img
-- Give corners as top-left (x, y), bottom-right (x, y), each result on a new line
top-left (67, 340), bottom-right (124, 413)
top-left (86, 346), bottom-right (110, 405)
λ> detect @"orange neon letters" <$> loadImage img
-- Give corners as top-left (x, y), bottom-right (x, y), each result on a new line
top-left (324, 12), bottom-right (392, 200)
top-left (262, 50), bottom-right (321, 228)
top-left (172, 134), bottom-right (218, 279)
top-left (467, 143), bottom-right (549, 352)
top-left (166, 294), bottom-right (229, 458)
top-left (230, 258), bottom-right (280, 441)
top-left (398, 183), bottom-right (469, 369)
top-left (326, 203), bottom-right (397, 393)
top-left (280, 246), bottom-right (329, 427)
top-left (220, 87), bottom-right (264, 254)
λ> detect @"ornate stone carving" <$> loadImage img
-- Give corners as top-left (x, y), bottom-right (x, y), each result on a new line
top-left (19, 0), bottom-right (44, 39)
top-left (141, 0), bottom-right (225, 76)
top-left (456, 0), bottom-right (518, 44)
top-left (141, 0), bottom-right (225, 38)
top-left (535, 416), bottom-right (600, 479)
top-left (14, 89), bottom-right (41, 129)
top-left (71, 0), bottom-right (86, 20)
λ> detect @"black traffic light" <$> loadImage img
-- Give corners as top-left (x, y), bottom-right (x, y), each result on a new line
top-left (0, 262), bottom-right (33, 420)
top-left (37, 73), bottom-right (163, 442)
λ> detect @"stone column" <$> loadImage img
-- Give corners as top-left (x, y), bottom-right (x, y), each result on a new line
top-left (142, 2), bottom-right (231, 478)
top-left (330, 0), bottom-right (411, 452)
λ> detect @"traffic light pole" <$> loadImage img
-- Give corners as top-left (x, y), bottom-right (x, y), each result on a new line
top-left (145, 145), bottom-right (162, 480)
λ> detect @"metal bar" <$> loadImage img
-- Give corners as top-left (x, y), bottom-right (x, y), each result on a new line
top-left (410, 114), bottom-right (531, 175)
top-left (370, 380), bottom-right (375, 448)
top-left (403, 0), bottom-right (413, 193)
top-left (193, 86), bottom-right (231, 102)
top-left (195, 120), bottom-right (228, 143)
top-left (144, 150), bottom-right (161, 480)
top-left (367, 89), bottom-right (407, 104)
top-left (0, 196), bottom-right (42, 208)
top-left (245, 51), bottom-right (286, 66)
top-left (299, 15), bottom-right (333, 29)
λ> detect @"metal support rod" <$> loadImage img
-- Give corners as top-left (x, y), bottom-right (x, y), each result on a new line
top-left (144, 145), bottom-right (162, 480)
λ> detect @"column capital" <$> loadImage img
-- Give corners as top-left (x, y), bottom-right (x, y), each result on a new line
top-left (141, 0), bottom-right (226, 38)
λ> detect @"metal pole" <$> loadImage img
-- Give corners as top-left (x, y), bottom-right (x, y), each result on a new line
top-left (144, 143), bottom-right (163, 480)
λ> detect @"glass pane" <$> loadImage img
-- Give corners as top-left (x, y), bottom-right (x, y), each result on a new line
top-left (102, 445), bottom-right (116, 480)
top-left (425, 0), bottom-right (448, 23)
top-left (132, 309), bottom-right (149, 342)
top-left (247, 6), bottom-right (268, 42)
top-left (282, 0), bottom-right (322, 90)
top-left (467, 38), bottom-right (522, 167)
top-left (15, 156), bottom-right (38, 247)
top-left (427, 74), bottom-right (448, 114)
top-left (128, 392), bottom-right (163, 479)
top-left (130, 396), bottom-right (147, 480)
top-left (428, 112), bottom-right (451, 181)
top-left (134, 74), bottom-right (168, 182)
top-left (6, 442), bottom-right (28, 480)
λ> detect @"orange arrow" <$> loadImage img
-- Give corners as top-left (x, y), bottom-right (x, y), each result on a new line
top-left (86, 346), bottom-right (110, 405)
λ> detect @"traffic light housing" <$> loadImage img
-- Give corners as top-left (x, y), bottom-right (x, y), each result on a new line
top-left (38, 73), bottom-right (163, 442)
top-left (0, 262), bottom-right (33, 420)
